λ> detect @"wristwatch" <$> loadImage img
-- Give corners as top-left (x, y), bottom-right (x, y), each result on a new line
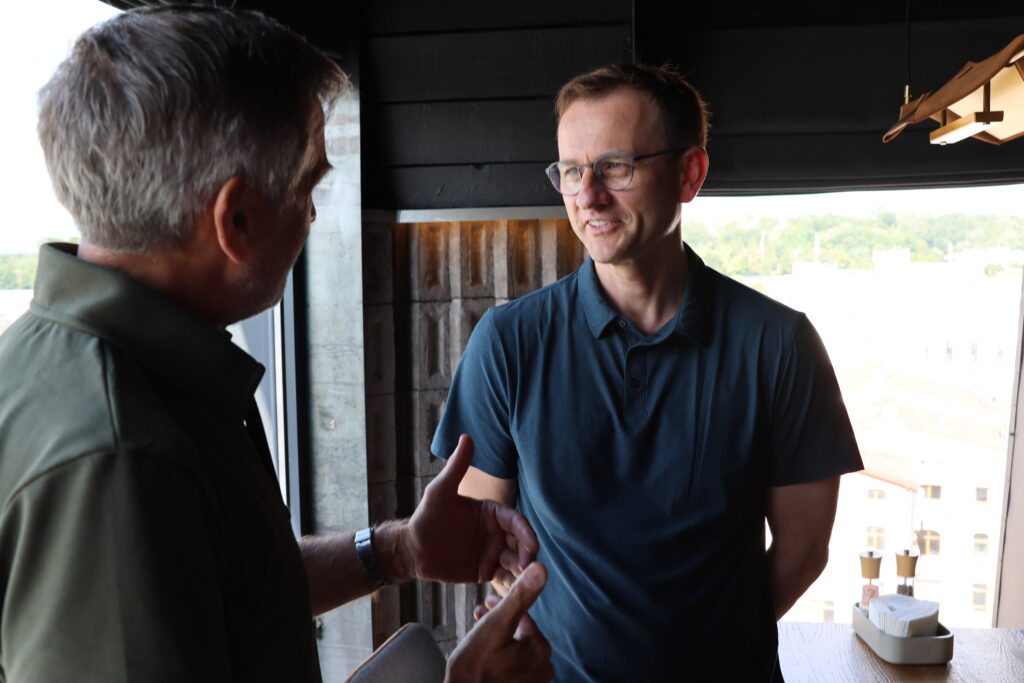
top-left (354, 527), bottom-right (390, 589)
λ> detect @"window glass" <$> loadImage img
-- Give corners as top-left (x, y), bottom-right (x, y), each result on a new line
top-left (687, 185), bottom-right (1020, 627)
top-left (0, 4), bottom-right (121, 332)
top-left (865, 526), bottom-right (885, 551)
top-left (974, 533), bottom-right (989, 559)
top-left (973, 584), bottom-right (988, 610)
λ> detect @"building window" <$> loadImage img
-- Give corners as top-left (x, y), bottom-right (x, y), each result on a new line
top-left (974, 533), bottom-right (989, 559)
top-left (866, 526), bottom-right (885, 551)
top-left (977, 487), bottom-right (989, 502)
top-left (917, 529), bottom-right (941, 555)
top-left (973, 584), bottom-right (987, 610)
top-left (867, 488), bottom-right (886, 500)
top-left (923, 485), bottom-right (941, 500)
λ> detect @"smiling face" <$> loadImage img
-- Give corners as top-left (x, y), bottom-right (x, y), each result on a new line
top-left (557, 87), bottom-right (703, 269)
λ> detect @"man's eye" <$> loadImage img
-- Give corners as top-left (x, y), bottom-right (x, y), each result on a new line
top-left (564, 167), bottom-right (582, 180)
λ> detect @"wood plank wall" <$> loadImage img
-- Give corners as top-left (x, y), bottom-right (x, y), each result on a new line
top-left (362, 217), bottom-right (586, 652)
top-left (360, 1), bottom-right (633, 210)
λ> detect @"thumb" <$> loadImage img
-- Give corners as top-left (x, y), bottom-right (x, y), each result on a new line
top-left (478, 562), bottom-right (547, 642)
top-left (426, 434), bottom-right (473, 499)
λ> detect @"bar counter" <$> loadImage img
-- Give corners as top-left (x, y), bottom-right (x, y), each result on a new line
top-left (778, 621), bottom-right (1024, 681)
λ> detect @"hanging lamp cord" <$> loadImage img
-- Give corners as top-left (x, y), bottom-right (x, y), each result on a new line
top-left (904, 0), bottom-right (912, 104)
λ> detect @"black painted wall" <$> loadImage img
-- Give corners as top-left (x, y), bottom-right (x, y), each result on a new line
top-left (103, 1), bottom-right (1024, 208)
top-left (358, 1), bottom-right (633, 210)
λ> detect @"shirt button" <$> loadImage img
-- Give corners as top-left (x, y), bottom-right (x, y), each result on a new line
top-left (630, 377), bottom-right (641, 389)
top-left (617, 319), bottom-right (627, 329)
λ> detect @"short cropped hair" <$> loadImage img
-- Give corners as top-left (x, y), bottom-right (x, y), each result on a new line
top-left (555, 63), bottom-right (710, 149)
top-left (38, 6), bottom-right (349, 253)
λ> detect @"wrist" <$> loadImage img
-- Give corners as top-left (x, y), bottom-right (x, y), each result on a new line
top-left (371, 520), bottom-right (415, 585)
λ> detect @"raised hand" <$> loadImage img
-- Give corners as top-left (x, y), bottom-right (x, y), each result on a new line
top-left (402, 434), bottom-right (538, 585)
top-left (446, 563), bottom-right (553, 683)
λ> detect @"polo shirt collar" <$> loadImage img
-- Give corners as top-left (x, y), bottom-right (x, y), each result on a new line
top-left (577, 244), bottom-right (713, 344)
top-left (31, 243), bottom-right (263, 422)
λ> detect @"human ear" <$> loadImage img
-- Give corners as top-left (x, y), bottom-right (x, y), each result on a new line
top-left (679, 147), bottom-right (709, 204)
top-left (211, 176), bottom-right (257, 264)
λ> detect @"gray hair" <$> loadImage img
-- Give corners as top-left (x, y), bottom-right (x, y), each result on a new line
top-left (38, 6), bottom-right (349, 253)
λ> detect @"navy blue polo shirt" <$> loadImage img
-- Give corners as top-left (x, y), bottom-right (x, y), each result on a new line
top-left (432, 246), bottom-right (862, 682)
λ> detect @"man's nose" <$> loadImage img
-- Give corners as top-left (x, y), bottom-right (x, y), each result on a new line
top-left (574, 167), bottom-right (609, 209)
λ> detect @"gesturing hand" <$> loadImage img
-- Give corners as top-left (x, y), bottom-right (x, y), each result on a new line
top-left (446, 563), bottom-right (553, 683)
top-left (402, 434), bottom-right (538, 585)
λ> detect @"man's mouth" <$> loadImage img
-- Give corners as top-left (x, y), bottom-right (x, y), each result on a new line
top-left (586, 218), bottom-right (618, 235)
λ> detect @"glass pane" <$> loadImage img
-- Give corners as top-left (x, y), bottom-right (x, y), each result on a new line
top-left (0, 3), bottom-right (120, 332)
top-left (686, 185), bottom-right (1020, 627)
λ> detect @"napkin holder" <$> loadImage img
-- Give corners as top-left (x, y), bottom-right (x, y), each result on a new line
top-left (852, 603), bottom-right (954, 665)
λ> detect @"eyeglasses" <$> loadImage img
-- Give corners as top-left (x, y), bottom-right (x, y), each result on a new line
top-left (544, 147), bottom-right (686, 196)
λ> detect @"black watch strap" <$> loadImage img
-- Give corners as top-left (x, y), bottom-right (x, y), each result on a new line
top-left (354, 527), bottom-right (390, 589)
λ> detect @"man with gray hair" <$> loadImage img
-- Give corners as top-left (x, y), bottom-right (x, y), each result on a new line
top-left (0, 7), bottom-right (551, 682)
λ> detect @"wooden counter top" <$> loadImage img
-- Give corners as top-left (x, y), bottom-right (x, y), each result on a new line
top-left (778, 621), bottom-right (1024, 682)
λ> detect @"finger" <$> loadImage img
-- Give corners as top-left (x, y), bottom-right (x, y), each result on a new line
top-left (472, 593), bottom-right (502, 622)
top-left (477, 562), bottom-right (547, 642)
top-left (493, 566), bottom-right (516, 591)
top-left (426, 434), bottom-right (473, 499)
top-left (513, 611), bottom-right (541, 640)
top-left (493, 504), bottom-right (539, 559)
top-left (505, 533), bottom-right (519, 552)
top-left (499, 548), bottom-right (524, 581)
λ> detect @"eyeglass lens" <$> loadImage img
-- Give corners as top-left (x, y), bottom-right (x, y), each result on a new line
top-left (547, 156), bottom-right (635, 195)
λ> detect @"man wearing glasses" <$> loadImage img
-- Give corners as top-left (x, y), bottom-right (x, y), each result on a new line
top-left (433, 63), bottom-right (862, 681)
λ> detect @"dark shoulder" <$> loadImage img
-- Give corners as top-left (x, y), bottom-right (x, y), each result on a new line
top-left (695, 263), bottom-right (811, 358)
top-left (487, 268), bottom-right (580, 331)
top-left (0, 314), bottom-right (195, 507)
top-left (703, 264), bottom-right (805, 329)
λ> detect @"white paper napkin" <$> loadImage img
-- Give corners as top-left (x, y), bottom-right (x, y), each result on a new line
top-left (868, 594), bottom-right (939, 637)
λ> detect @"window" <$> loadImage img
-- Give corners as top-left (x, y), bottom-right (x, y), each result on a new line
top-left (977, 487), bottom-right (989, 502)
top-left (684, 185), bottom-right (1021, 627)
top-left (866, 526), bottom-right (885, 551)
top-left (974, 533), bottom-right (989, 559)
top-left (917, 529), bottom-right (941, 555)
top-left (973, 584), bottom-right (987, 610)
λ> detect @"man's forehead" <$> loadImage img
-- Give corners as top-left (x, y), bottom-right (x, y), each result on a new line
top-left (556, 88), bottom-right (664, 152)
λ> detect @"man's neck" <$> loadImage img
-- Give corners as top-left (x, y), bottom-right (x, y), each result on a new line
top-left (593, 236), bottom-right (689, 336)
top-left (77, 240), bottom-right (231, 330)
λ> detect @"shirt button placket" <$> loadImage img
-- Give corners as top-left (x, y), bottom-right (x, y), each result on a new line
top-left (625, 346), bottom-right (644, 418)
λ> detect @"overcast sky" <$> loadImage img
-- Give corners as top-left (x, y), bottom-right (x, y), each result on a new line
top-left (0, 2), bottom-right (1019, 255)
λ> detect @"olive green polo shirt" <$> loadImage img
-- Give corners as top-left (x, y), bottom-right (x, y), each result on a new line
top-left (0, 244), bottom-right (319, 682)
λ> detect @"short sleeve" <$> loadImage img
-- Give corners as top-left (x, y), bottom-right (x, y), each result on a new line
top-left (0, 449), bottom-right (232, 682)
top-left (769, 315), bottom-right (863, 486)
top-left (431, 309), bottom-right (519, 479)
